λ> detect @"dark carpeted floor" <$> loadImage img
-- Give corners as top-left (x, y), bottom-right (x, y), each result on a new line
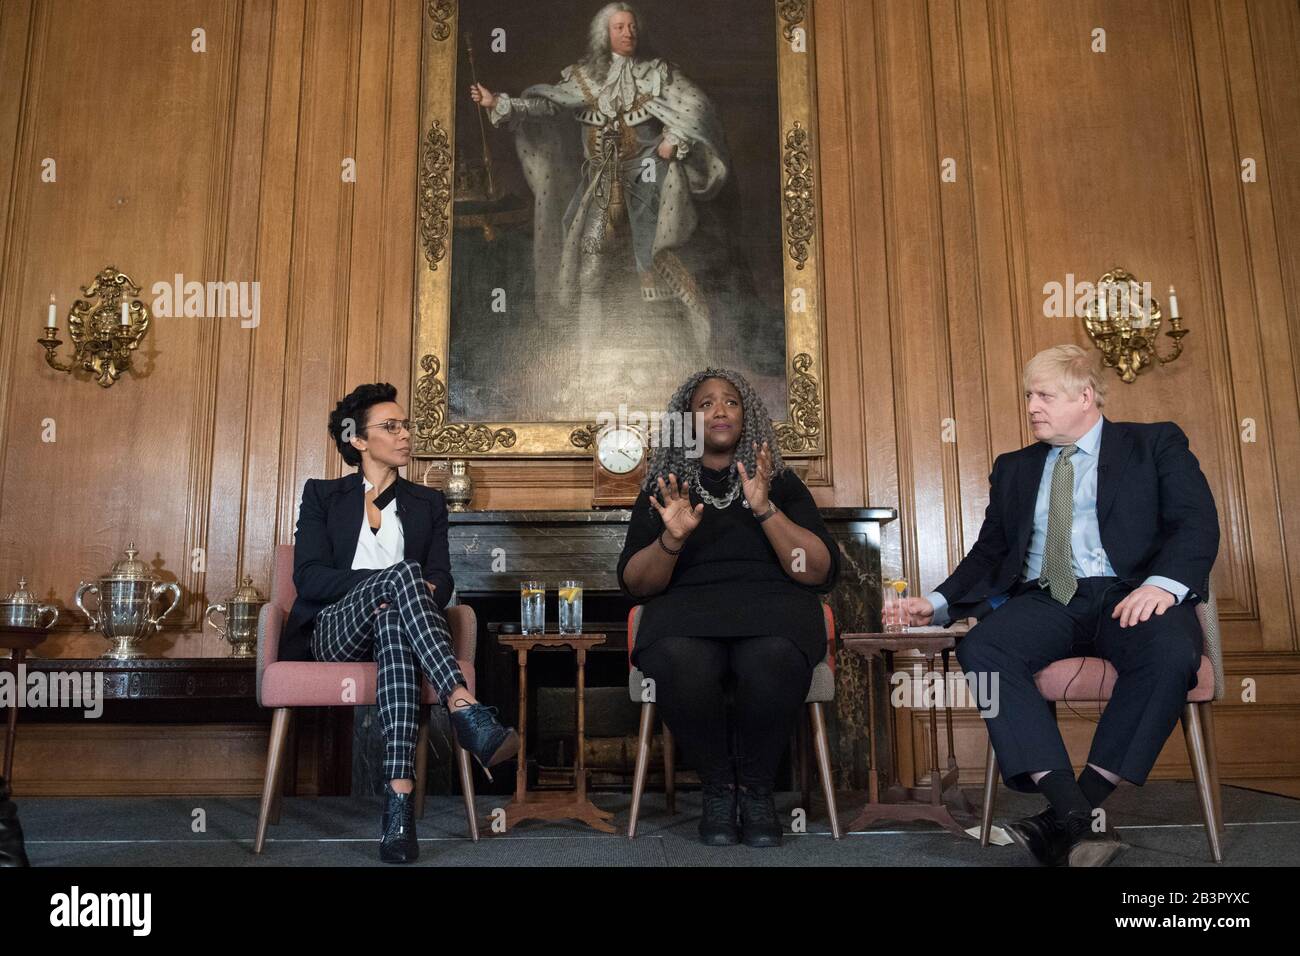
top-left (16, 782), bottom-right (1300, 867)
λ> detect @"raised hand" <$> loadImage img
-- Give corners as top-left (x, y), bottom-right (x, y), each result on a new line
top-left (648, 473), bottom-right (704, 544)
top-left (469, 83), bottom-right (497, 110)
top-left (736, 440), bottom-right (773, 513)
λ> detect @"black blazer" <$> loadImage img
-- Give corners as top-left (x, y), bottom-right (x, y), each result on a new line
top-left (280, 473), bottom-right (454, 662)
top-left (935, 419), bottom-right (1219, 622)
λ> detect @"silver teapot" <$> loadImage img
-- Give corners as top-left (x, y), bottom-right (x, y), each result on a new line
top-left (75, 544), bottom-right (182, 659)
top-left (0, 576), bottom-right (59, 630)
top-left (204, 575), bottom-right (266, 658)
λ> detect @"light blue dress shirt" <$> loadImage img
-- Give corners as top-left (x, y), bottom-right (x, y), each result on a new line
top-left (926, 417), bottom-right (1188, 626)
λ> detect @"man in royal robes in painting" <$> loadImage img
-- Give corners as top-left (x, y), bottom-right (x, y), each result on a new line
top-left (470, 2), bottom-right (772, 409)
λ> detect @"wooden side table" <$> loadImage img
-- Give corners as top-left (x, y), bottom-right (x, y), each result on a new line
top-left (1, 627), bottom-right (51, 782)
top-left (841, 626), bottom-right (974, 836)
top-left (495, 632), bottom-right (616, 833)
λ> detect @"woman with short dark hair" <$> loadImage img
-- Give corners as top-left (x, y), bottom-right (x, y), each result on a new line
top-left (617, 368), bottom-right (839, 847)
top-left (282, 382), bottom-right (517, 863)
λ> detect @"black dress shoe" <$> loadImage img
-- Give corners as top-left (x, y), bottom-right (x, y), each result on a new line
top-left (1066, 827), bottom-right (1127, 867)
top-left (1005, 808), bottom-right (1070, 867)
top-left (737, 786), bottom-right (783, 847)
top-left (449, 703), bottom-right (520, 783)
top-left (698, 785), bottom-right (740, 846)
top-left (0, 776), bottom-right (31, 868)
top-left (379, 784), bottom-right (419, 864)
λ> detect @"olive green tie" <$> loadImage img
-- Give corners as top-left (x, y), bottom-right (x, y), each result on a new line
top-left (1041, 444), bottom-right (1078, 604)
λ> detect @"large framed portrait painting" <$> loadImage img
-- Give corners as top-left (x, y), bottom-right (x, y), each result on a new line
top-left (412, 0), bottom-right (827, 461)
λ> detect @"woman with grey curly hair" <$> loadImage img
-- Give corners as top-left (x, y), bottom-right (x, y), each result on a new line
top-left (617, 368), bottom-right (839, 847)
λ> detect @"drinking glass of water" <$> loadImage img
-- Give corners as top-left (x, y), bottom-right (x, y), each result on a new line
top-left (881, 578), bottom-right (909, 633)
top-left (520, 581), bottom-right (545, 635)
top-left (558, 580), bottom-right (583, 635)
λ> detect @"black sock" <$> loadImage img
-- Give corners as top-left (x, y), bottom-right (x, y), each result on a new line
top-left (1035, 769), bottom-right (1092, 831)
top-left (1078, 766), bottom-right (1117, 809)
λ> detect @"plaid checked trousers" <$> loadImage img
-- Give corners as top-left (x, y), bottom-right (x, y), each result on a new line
top-left (312, 559), bottom-right (466, 780)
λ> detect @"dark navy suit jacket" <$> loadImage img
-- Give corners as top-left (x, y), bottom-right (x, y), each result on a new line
top-left (281, 473), bottom-right (454, 662)
top-left (934, 419), bottom-right (1219, 622)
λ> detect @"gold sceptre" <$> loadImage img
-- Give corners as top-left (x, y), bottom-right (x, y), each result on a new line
top-left (464, 32), bottom-right (497, 201)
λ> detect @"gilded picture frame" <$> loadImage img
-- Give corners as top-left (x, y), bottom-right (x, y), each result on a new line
top-left (412, 0), bottom-right (826, 459)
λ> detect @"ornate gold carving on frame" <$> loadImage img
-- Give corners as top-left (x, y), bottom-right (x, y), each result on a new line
top-left (425, 1), bottom-right (453, 41)
top-left (412, 354), bottom-right (517, 454)
top-left (783, 122), bottom-right (814, 271)
top-left (419, 120), bottom-right (453, 270)
top-left (777, 1), bottom-right (808, 41)
top-left (569, 425), bottom-right (598, 451)
top-left (414, 1), bottom-right (828, 461)
top-left (774, 353), bottom-right (822, 453)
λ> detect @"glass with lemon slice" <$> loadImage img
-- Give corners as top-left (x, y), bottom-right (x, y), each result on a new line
top-left (558, 580), bottom-right (584, 634)
top-left (520, 581), bottom-right (545, 635)
top-left (882, 577), bottom-right (909, 632)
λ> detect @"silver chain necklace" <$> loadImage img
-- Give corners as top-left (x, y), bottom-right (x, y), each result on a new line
top-left (694, 468), bottom-right (743, 509)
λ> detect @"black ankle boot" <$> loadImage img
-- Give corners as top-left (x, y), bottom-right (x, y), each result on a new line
top-left (737, 785), bottom-right (783, 847)
top-left (0, 776), bottom-right (31, 868)
top-left (379, 783), bottom-right (418, 863)
top-left (448, 703), bottom-right (520, 783)
top-left (698, 785), bottom-right (739, 846)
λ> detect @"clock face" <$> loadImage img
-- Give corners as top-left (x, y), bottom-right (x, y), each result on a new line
top-left (597, 427), bottom-right (645, 475)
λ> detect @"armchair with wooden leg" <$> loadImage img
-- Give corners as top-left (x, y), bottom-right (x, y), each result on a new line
top-left (626, 603), bottom-right (842, 840)
top-left (252, 544), bottom-right (481, 854)
top-left (979, 589), bottom-right (1226, 862)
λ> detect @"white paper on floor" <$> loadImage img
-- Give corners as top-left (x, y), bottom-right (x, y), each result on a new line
top-left (964, 824), bottom-right (1014, 845)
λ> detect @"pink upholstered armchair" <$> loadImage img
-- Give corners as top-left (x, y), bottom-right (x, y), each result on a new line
top-left (252, 544), bottom-right (480, 853)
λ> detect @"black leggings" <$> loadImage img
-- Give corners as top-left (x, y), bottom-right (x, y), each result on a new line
top-left (636, 635), bottom-right (814, 788)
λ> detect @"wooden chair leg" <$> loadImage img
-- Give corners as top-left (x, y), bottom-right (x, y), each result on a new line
top-left (798, 714), bottom-right (812, 811)
top-left (980, 738), bottom-right (998, 847)
top-left (454, 740), bottom-right (479, 842)
top-left (413, 706), bottom-right (430, 819)
top-left (628, 702), bottom-right (655, 839)
top-left (267, 709), bottom-right (293, 826)
top-left (254, 708), bottom-right (292, 854)
top-left (663, 723), bottom-right (677, 815)
top-left (1200, 702), bottom-right (1225, 834)
top-left (809, 702), bottom-right (841, 839)
top-left (1181, 702), bottom-right (1223, 862)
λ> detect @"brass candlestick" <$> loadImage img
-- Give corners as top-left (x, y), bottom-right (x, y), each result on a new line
top-left (39, 265), bottom-right (150, 387)
top-left (1081, 267), bottom-right (1188, 384)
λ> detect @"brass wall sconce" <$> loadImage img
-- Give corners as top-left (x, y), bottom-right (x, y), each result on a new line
top-left (39, 265), bottom-right (150, 387)
top-left (1082, 266), bottom-right (1188, 383)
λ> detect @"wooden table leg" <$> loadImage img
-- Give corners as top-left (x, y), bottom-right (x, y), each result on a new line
top-left (498, 636), bottom-right (616, 834)
top-left (926, 654), bottom-right (942, 806)
top-left (3, 649), bottom-right (23, 781)
top-left (575, 647), bottom-right (587, 801)
top-left (942, 649), bottom-right (957, 771)
top-left (515, 648), bottom-right (528, 804)
top-left (844, 643), bottom-right (972, 837)
top-left (865, 652), bottom-right (879, 804)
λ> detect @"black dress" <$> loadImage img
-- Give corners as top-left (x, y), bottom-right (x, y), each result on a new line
top-left (616, 465), bottom-right (840, 665)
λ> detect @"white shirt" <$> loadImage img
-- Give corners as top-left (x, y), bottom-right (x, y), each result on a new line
top-left (351, 477), bottom-right (405, 570)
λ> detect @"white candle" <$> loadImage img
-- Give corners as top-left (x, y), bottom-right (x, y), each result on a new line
top-left (1097, 286), bottom-right (1107, 320)
top-left (1167, 285), bottom-right (1180, 320)
top-left (46, 293), bottom-right (56, 328)
top-left (120, 299), bottom-right (130, 326)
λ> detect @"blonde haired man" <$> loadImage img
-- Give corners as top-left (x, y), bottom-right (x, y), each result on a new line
top-left (900, 344), bottom-right (1218, 866)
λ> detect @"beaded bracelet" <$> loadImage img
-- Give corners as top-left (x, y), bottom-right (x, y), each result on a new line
top-left (657, 531), bottom-right (683, 555)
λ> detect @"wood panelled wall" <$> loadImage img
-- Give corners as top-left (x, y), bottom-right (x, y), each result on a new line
top-left (1, 0), bottom-right (1298, 795)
